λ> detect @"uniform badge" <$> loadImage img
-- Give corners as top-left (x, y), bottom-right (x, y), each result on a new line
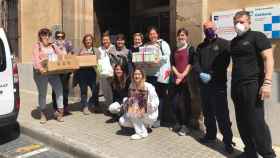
top-left (242, 41), bottom-right (250, 46)
top-left (213, 45), bottom-right (219, 51)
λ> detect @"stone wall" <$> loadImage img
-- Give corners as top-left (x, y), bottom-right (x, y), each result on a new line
top-left (62, 0), bottom-right (94, 49)
top-left (176, 0), bottom-right (204, 129)
top-left (18, 0), bottom-right (62, 63)
top-left (18, 0), bottom-right (94, 63)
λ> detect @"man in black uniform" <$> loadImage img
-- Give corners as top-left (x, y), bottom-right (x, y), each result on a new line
top-left (230, 11), bottom-right (276, 158)
top-left (193, 21), bottom-right (234, 153)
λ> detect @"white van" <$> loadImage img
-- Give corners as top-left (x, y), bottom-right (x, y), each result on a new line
top-left (0, 28), bottom-right (20, 127)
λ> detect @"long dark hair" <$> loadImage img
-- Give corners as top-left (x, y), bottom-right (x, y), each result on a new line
top-left (112, 64), bottom-right (127, 89)
top-left (147, 26), bottom-right (159, 42)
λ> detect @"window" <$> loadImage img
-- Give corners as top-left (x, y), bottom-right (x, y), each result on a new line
top-left (0, 39), bottom-right (6, 72)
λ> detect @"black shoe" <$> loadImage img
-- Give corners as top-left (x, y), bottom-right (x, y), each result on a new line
top-left (225, 141), bottom-right (236, 154)
top-left (235, 151), bottom-right (258, 158)
top-left (171, 123), bottom-right (181, 132)
top-left (147, 128), bottom-right (153, 133)
top-left (235, 152), bottom-right (247, 158)
top-left (225, 144), bottom-right (234, 154)
top-left (199, 136), bottom-right (217, 144)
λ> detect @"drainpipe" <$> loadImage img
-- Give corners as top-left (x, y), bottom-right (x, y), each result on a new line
top-left (61, 0), bottom-right (63, 30)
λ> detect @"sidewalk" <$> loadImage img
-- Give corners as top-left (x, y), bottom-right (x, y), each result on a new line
top-left (19, 90), bottom-right (280, 158)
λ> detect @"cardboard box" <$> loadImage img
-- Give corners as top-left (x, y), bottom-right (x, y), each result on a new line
top-left (41, 54), bottom-right (79, 75)
top-left (132, 52), bottom-right (158, 63)
top-left (76, 55), bottom-right (97, 67)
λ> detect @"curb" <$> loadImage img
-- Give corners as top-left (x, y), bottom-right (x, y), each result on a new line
top-left (20, 123), bottom-right (112, 158)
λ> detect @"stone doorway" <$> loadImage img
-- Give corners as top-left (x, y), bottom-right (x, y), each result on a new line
top-left (94, 0), bottom-right (170, 45)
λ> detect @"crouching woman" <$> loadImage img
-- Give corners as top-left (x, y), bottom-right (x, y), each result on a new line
top-left (118, 67), bottom-right (159, 140)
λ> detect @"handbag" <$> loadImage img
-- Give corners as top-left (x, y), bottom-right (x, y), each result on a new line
top-left (97, 48), bottom-right (113, 77)
top-left (157, 40), bottom-right (171, 84)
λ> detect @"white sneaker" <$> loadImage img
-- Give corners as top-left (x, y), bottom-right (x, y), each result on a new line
top-left (141, 132), bottom-right (148, 138)
top-left (130, 133), bottom-right (148, 140)
top-left (130, 134), bottom-right (143, 140)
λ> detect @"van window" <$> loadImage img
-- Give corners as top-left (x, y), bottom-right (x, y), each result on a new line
top-left (0, 39), bottom-right (7, 72)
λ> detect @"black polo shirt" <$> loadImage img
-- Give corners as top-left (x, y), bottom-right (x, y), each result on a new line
top-left (230, 30), bottom-right (272, 85)
top-left (193, 37), bottom-right (230, 84)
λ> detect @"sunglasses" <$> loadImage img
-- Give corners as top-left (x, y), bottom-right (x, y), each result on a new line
top-left (56, 35), bottom-right (65, 39)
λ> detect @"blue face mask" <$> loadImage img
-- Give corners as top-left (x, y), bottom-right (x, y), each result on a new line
top-left (204, 28), bottom-right (216, 39)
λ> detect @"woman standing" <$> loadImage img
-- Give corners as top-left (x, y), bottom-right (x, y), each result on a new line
top-left (128, 33), bottom-right (144, 74)
top-left (32, 28), bottom-right (65, 123)
top-left (119, 67), bottom-right (159, 140)
top-left (108, 64), bottom-right (130, 120)
top-left (115, 34), bottom-right (129, 70)
top-left (52, 31), bottom-right (73, 115)
top-left (96, 31), bottom-right (116, 112)
top-left (143, 26), bottom-right (171, 128)
top-left (170, 28), bottom-right (194, 136)
top-left (75, 34), bottom-right (98, 115)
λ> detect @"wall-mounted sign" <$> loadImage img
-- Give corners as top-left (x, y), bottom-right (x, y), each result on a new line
top-left (246, 4), bottom-right (280, 39)
top-left (212, 9), bottom-right (241, 40)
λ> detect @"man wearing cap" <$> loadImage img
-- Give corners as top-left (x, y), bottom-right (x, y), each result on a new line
top-left (193, 20), bottom-right (234, 153)
top-left (230, 11), bottom-right (276, 158)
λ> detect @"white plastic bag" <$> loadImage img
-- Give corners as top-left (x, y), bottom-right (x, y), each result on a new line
top-left (97, 52), bottom-right (113, 77)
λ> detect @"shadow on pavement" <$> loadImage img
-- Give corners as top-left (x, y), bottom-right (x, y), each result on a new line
top-left (30, 102), bottom-right (88, 121)
top-left (115, 127), bottom-right (135, 136)
top-left (0, 122), bottom-right (20, 145)
top-left (188, 129), bottom-right (243, 158)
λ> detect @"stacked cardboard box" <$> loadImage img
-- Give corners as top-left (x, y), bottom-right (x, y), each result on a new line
top-left (41, 54), bottom-right (79, 75)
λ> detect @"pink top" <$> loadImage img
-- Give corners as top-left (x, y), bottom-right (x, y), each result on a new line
top-left (32, 42), bottom-right (64, 70)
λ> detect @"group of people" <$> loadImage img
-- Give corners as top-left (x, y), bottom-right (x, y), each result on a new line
top-left (32, 10), bottom-right (276, 158)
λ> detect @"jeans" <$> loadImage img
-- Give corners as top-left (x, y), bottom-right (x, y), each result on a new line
top-left (80, 80), bottom-right (98, 108)
top-left (52, 73), bottom-right (70, 110)
top-left (77, 68), bottom-right (98, 108)
top-left (33, 70), bottom-right (63, 111)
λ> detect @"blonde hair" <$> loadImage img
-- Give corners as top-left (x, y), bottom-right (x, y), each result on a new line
top-left (133, 33), bottom-right (144, 41)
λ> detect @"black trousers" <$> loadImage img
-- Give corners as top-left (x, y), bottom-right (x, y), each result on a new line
top-left (52, 73), bottom-right (71, 110)
top-left (170, 81), bottom-right (191, 126)
top-left (231, 81), bottom-right (276, 158)
top-left (200, 83), bottom-right (233, 145)
top-left (147, 76), bottom-right (168, 122)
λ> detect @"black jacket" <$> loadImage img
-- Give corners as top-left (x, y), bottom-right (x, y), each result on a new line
top-left (193, 37), bottom-right (230, 84)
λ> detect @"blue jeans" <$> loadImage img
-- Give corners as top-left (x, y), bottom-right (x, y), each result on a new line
top-left (33, 69), bottom-right (63, 111)
top-left (77, 68), bottom-right (98, 108)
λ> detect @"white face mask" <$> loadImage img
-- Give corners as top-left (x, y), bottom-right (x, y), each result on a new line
top-left (235, 23), bottom-right (248, 36)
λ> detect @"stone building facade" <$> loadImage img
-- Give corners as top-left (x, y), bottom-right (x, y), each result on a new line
top-left (0, 0), bottom-right (279, 68)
